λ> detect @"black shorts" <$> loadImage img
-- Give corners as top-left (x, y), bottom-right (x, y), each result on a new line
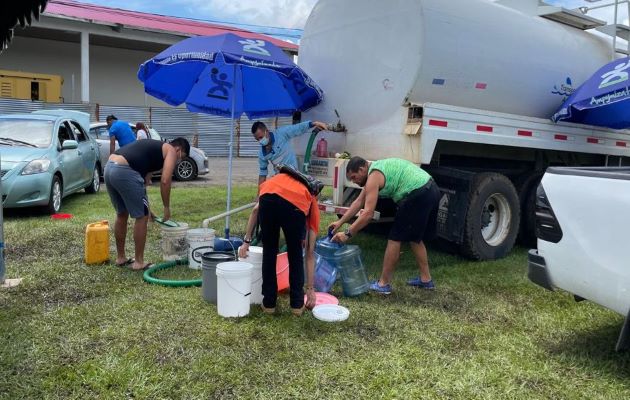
top-left (388, 180), bottom-right (441, 243)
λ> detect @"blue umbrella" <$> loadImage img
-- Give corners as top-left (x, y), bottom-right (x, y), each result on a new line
top-left (552, 57), bottom-right (630, 129)
top-left (138, 33), bottom-right (323, 238)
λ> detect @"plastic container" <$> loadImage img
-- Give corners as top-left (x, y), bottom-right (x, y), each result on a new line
top-left (276, 252), bottom-right (290, 292)
top-left (316, 237), bottom-right (343, 259)
top-left (314, 253), bottom-right (337, 293)
top-left (213, 236), bottom-right (244, 254)
top-left (84, 220), bottom-right (110, 264)
top-left (316, 137), bottom-right (328, 157)
top-left (216, 261), bottom-right (253, 317)
top-left (187, 228), bottom-right (215, 270)
top-left (315, 238), bottom-right (368, 297)
top-left (312, 304), bottom-right (350, 322)
top-left (313, 237), bottom-right (343, 292)
top-left (335, 245), bottom-right (369, 297)
top-left (305, 292), bottom-right (339, 306)
top-left (160, 222), bottom-right (189, 261)
top-left (239, 246), bottom-right (264, 304)
top-left (201, 251), bottom-right (236, 304)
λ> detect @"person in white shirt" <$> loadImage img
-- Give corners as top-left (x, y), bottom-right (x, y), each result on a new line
top-left (135, 122), bottom-right (149, 140)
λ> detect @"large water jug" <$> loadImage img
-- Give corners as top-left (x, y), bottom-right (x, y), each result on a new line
top-left (314, 237), bottom-right (342, 292)
top-left (334, 245), bottom-right (369, 297)
top-left (314, 253), bottom-right (337, 293)
top-left (315, 236), bottom-right (342, 258)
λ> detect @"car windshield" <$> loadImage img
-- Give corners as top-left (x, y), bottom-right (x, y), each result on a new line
top-left (0, 119), bottom-right (53, 148)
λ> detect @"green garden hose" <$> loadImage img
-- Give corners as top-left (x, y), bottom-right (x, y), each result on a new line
top-left (302, 130), bottom-right (320, 173)
top-left (143, 258), bottom-right (202, 287)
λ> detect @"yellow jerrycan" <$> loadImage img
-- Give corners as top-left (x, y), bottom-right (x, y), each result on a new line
top-left (85, 220), bottom-right (110, 264)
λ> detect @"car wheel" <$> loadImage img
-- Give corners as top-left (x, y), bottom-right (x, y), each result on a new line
top-left (174, 157), bottom-right (198, 181)
top-left (46, 176), bottom-right (63, 214)
top-left (85, 165), bottom-right (100, 194)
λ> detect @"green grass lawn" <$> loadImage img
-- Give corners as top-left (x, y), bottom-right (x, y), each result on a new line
top-left (1, 185), bottom-right (629, 399)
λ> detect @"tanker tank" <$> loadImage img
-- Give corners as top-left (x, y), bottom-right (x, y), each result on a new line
top-left (296, 0), bottom-right (614, 161)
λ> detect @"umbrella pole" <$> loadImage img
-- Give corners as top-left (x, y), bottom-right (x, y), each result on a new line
top-left (225, 64), bottom-right (237, 239)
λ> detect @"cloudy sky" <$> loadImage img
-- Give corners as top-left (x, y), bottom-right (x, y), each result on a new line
top-left (72, 0), bottom-right (621, 32)
top-left (74, 0), bottom-right (318, 30)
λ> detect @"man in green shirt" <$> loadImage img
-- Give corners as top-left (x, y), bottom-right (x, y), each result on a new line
top-left (330, 157), bottom-right (441, 294)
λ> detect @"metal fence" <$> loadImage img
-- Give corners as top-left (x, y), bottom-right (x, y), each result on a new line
top-left (0, 99), bottom-right (301, 157)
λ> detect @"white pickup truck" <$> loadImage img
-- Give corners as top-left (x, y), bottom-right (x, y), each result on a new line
top-left (528, 167), bottom-right (630, 351)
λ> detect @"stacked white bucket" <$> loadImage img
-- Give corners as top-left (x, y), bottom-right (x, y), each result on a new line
top-left (216, 261), bottom-right (253, 317)
top-left (160, 223), bottom-right (190, 261)
top-left (238, 246), bottom-right (264, 305)
top-left (212, 246), bottom-right (264, 318)
top-left (186, 228), bottom-right (216, 270)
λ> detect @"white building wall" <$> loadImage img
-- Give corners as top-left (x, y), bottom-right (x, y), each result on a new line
top-left (0, 35), bottom-right (167, 107)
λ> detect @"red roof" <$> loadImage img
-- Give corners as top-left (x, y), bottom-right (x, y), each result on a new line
top-left (44, 0), bottom-right (298, 51)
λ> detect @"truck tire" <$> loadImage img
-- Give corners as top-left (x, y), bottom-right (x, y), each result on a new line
top-left (461, 173), bottom-right (520, 260)
top-left (516, 173), bottom-right (542, 247)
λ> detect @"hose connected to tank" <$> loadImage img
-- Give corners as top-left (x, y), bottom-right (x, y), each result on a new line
top-left (302, 111), bottom-right (346, 174)
top-left (143, 258), bottom-right (202, 287)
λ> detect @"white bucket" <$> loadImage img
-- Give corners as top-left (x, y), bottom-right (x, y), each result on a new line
top-left (239, 246), bottom-right (263, 304)
top-left (160, 223), bottom-right (189, 261)
top-left (216, 261), bottom-right (253, 318)
top-left (187, 228), bottom-right (216, 270)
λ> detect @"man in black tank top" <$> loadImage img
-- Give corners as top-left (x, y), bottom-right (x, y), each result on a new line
top-left (104, 137), bottom-right (190, 271)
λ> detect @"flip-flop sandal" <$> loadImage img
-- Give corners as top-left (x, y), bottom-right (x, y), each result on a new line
top-left (129, 263), bottom-right (153, 271)
top-left (115, 258), bottom-right (135, 267)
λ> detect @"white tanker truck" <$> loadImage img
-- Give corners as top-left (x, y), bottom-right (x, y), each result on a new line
top-left (295, 0), bottom-right (630, 260)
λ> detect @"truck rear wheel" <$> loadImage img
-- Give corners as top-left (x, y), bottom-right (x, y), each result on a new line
top-left (461, 173), bottom-right (520, 260)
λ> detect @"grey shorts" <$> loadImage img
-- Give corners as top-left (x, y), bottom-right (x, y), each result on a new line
top-left (104, 161), bottom-right (149, 218)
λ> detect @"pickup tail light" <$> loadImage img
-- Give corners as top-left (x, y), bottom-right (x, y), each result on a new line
top-left (535, 183), bottom-right (563, 243)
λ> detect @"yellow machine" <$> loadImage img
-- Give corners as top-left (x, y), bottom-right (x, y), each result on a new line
top-left (85, 221), bottom-right (110, 265)
top-left (0, 69), bottom-right (63, 103)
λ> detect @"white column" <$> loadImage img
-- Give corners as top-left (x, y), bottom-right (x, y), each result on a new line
top-left (81, 31), bottom-right (90, 103)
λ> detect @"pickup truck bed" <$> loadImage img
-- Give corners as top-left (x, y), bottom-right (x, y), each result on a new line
top-left (528, 166), bottom-right (630, 351)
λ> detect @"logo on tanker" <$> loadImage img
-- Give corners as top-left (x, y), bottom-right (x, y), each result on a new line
top-left (599, 61), bottom-right (630, 89)
top-left (552, 77), bottom-right (575, 98)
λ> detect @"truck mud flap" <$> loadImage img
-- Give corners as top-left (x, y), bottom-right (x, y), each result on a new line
top-left (527, 249), bottom-right (554, 291)
top-left (424, 166), bottom-right (474, 245)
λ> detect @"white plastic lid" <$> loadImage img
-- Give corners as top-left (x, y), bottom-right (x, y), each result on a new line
top-left (239, 246), bottom-right (263, 262)
top-left (312, 304), bottom-right (350, 322)
top-left (216, 261), bottom-right (253, 277)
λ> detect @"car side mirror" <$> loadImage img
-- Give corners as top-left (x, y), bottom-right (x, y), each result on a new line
top-left (61, 140), bottom-right (79, 150)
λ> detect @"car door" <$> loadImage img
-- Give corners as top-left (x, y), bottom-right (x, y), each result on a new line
top-left (89, 126), bottom-right (108, 169)
top-left (56, 121), bottom-right (83, 192)
top-left (69, 121), bottom-right (96, 183)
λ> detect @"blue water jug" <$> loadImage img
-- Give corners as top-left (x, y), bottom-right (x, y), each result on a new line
top-left (315, 236), bottom-right (342, 259)
top-left (314, 237), bottom-right (343, 292)
top-left (314, 253), bottom-right (337, 292)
